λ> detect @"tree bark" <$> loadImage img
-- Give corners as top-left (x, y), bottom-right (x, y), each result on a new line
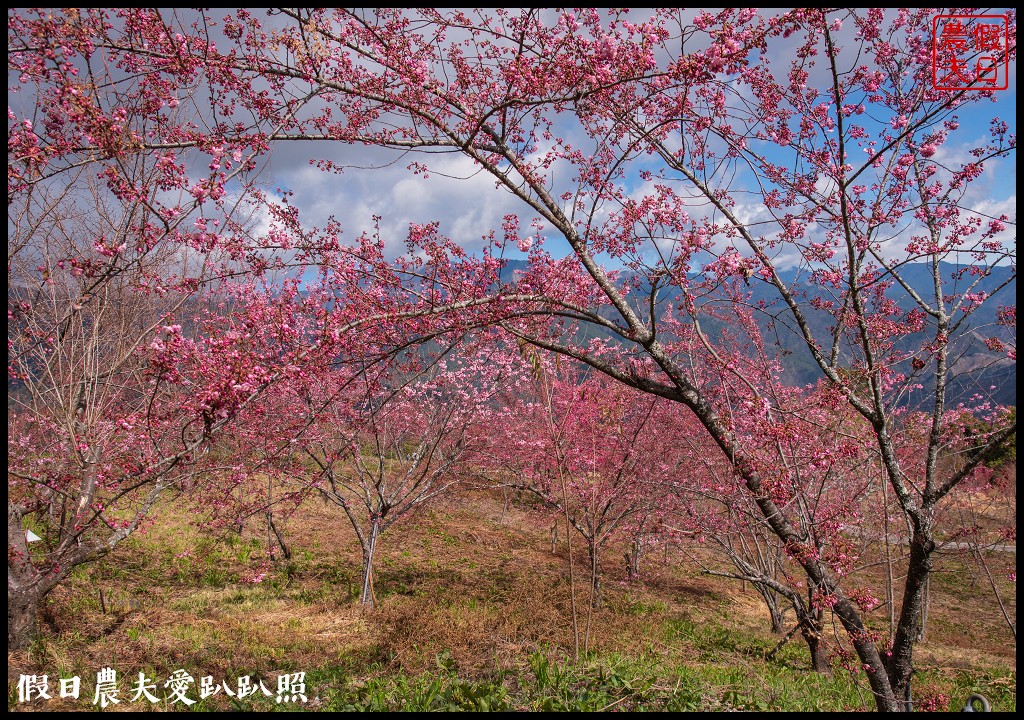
top-left (624, 536), bottom-right (642, 582)
top-left (753, 582), bottom-right (786, 634)
top-left (8, 504), bottom-right (54, 650)
top-left (799, 605), bottom-right (831, 675)
top-left (588, 540), bottom-right (602, 609)
top-left (267, 511), bottom-right (292, 561)
top-left (360, 519), bottom-right (380, 608)
top-left (8, 585), bottom-right (44, 651)
top-left (885, 525), bottom-right (936, 709)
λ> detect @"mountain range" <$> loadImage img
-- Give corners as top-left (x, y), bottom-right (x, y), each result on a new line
top-left (497, 259), bottom-right (1016, 410)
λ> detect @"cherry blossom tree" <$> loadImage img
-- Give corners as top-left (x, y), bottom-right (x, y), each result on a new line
top-left (5, 177), bottom-right (332, 648)
top-left (6, 8), bottom-right (303, 647)
top-left (6, 8), bottom-right (515, 646)
top-left (478, 345), bottom-right (681, 660)
top-left (285, 346), bottom-right (510, 607)
top-left (490, 351), bottom-right (674, 612)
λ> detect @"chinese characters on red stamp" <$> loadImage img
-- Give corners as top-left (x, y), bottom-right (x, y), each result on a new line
top-left (932, 14), bottom-right (1010, 91)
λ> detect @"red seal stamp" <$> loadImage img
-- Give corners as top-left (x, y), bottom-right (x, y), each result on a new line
top-left (932, 15), bottom-right (1009, 91)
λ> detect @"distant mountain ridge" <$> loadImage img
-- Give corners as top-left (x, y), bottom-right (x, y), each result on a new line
top-left (497, 259), bottom-right (1016, 409)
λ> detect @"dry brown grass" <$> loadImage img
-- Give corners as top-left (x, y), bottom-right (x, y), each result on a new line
top-left (7, 483), bottom-right (1016, 711)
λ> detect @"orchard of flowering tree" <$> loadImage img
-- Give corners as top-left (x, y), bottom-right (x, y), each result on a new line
top-left (7, 8), bottom-right (1016, 712)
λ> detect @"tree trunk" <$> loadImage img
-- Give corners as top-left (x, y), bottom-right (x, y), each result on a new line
top-left (360, 520), bottom-right (380, 608)
top-left (8, 585), bottom-right (43, 651)
top-left (588, 540), bottom-right (601, 609)
top-left (267, 511), bottom-right (292, 561)
top-left (8, 504), bottom-right (54, 650)
top-left (885, 526), bottom-right (936, 710)
top-left (730, 458), bottom-right (901, 709)
top-left (624, 536), bottom-right (642, 582)
top-left (799, 604), bottom-right (831, 675)
top-left (880, 473), bottom-right (896, 645)
top-left (917, 574), bottom-right (929, 642)
top-left (753, 582), bottom-right (786, 634)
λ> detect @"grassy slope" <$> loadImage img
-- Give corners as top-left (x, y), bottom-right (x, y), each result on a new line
top-left (7, 486), bottom-right (1016, 712)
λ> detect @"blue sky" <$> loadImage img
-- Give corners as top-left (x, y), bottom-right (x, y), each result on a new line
top-left (244, 9), bottom-right (1014, 276)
